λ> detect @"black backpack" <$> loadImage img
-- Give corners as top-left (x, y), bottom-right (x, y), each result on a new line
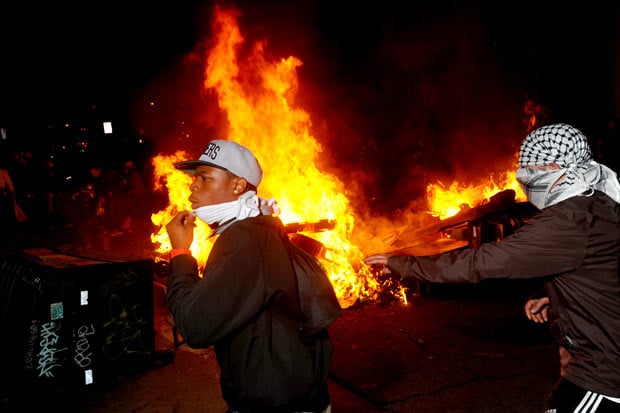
top-left (283, 233), bottom-right (343, 337)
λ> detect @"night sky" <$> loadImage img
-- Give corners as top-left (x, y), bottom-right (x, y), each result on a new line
top-left (1, 1), bottom-right (617, 209)
top-left (0, 1), bottom-right (201, 133)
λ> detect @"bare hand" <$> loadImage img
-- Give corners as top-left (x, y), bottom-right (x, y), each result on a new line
top-left (166, 210), bottom-right (196, 250)
top-left (363, 254), bottom-right (392, 274)
top-left (524, 296), bottom-right (550, 323)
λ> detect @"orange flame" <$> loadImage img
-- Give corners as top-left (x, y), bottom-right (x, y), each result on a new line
top-left (150, 6), bottom-right (378, 308)
top-left (150, 5), bottom-right (525, 309)
top-left (426, 169), bottom-right (525, 220)
top-left (151, 151), bottom-right (215, 258)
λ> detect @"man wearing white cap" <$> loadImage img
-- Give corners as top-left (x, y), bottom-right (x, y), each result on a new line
top-left (166, 139), bottom-right (340, 413)
top-left (365, 124), bottom-right (620, 412)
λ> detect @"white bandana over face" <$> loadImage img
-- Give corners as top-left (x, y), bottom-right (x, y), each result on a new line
top-left (193, 191), bottom-right (280, 230)
top-left (516, 123), bottom-right (620, 210)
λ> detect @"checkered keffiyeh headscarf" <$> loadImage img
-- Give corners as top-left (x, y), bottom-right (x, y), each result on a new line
top-left (518, 123), bottom-right (591, 168)
top-left (516, 123), bottom-right (620, 209)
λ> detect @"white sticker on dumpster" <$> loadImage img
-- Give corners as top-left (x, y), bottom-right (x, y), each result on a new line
top-left (84, 369), bottom-right (93, 385)
top-left (81, 290), bottom-right (89, 306)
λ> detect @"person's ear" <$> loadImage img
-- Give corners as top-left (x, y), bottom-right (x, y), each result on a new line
top-left (232, 178), bottom-right (248, 194)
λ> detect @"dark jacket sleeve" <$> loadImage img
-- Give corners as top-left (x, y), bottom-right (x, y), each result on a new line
top-left (387, 200), bottom-right (589, 283)
top-left (166, 225), bottom-right (266, 348)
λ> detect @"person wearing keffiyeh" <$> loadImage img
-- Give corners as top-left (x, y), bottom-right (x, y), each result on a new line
top-left (515, 123), bottom-right (620, 211)
top-left (365, 123), bottom-right (620, 412)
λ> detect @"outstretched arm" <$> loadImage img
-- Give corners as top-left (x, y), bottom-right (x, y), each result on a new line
top-left (363, 254), bottom-right (392, 274)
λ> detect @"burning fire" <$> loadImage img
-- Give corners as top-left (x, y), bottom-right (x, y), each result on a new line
top-left (150, 5), bottom-right (524, 309)
top-left (151, 150), bottom-right (215, 259)
top-left (426, 169), bottom-right (525, 220)
top-left (151, 6), bottom-right (379, 308)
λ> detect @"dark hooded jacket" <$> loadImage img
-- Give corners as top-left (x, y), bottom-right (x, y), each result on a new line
top-left (166, 214), bottom-right (341, 412)
top-left (386, 191), bottom-right (620, 398)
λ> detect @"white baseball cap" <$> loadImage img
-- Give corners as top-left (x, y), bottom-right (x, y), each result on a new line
top-left (174, 140), bottom-right (263, 187)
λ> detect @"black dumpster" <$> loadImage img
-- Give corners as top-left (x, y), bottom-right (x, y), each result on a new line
top-left (0, 247), bottom-right (154, 406)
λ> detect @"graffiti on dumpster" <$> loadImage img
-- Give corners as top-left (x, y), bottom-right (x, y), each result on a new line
top-left (37, 321), bottom-right (68, 378)
top-left (73, 324), bottom-right (95, 368)
top-left (24, 320), bottom-right (40, 371)
top-left (102, 293), bottom-right (150, 360)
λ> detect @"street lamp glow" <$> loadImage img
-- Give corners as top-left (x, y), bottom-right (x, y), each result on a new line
top-left (103, 121), bottom-right (113, 134)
